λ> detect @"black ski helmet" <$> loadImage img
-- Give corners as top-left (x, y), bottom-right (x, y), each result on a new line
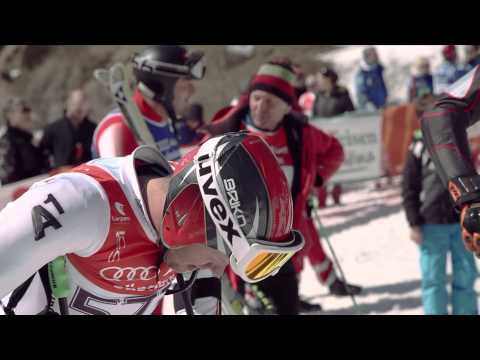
top-left (132, 45), bottom-right (206, 108)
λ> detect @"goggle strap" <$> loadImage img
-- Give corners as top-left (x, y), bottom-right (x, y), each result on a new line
top-left (134, 56), bottom-right (205, 80)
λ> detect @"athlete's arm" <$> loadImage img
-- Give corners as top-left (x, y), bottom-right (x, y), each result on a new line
top-left (97, 122), bottom-right (133, 158)
top-left (421, 66), bottom-right (480, 191)
top-left (0, 173), bottom-right (109, 299)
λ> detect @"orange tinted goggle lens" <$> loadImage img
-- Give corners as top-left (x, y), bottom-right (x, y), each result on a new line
top-left (245, 252), bottom-right (294, 281)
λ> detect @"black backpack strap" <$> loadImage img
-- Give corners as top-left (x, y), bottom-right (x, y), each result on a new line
top-left (38, 264), bottom-right (54, 312)
top-left (3, 264), bottom-right (54, 315)
top-left (3, 274), bottom-right (36, 315)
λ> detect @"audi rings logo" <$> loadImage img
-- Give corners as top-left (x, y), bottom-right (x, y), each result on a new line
top-left (100, 266), bottom-right (158, 282)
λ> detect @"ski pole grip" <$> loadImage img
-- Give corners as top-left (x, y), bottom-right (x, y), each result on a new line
top-left (48, 256), bottom-right (70, 299)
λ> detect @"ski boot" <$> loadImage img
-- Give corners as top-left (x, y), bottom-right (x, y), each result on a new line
top-left (329, 279), bottom-right (363, 297)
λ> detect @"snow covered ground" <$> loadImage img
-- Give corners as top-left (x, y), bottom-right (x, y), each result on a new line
top-left (298, 180), bottom-right (426, 315)
top-left (164, 179), bottom-right (480, 315)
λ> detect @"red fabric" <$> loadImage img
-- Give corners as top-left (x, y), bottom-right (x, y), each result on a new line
top-left (94, 113), bottom-right (138, 156)
top-left (299, 92), bottom-right (316, 115)
top-left (12, 187), bottom-right (29, 201)
top-left (94, 91), bottom-right (165, 157)
top-left (68, 164), bottom-right (176, 297)
top-left (292, 217), bottom-right (334, 284)
top-left (133, 89), bottom-right (164, 122)
top-left (212, 106), bottom-right (236, 123)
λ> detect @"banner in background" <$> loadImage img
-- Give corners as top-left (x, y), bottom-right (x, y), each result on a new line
top-left (311, 112), bottom-right (383, 183)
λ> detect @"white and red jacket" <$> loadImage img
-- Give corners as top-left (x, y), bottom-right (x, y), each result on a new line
top-left (0, 146), bottom-right (216, 315)
top-left (93, 90), bottom-right (181, 161)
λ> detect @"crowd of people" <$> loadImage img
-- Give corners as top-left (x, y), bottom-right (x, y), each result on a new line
top-left (0, 90), bottom-right (205, 187)
top-left (0, 44), bottom-right (479, 316)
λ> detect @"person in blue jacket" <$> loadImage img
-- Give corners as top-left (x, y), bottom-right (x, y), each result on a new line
top-left (355, 47), bottom-right (388, 110)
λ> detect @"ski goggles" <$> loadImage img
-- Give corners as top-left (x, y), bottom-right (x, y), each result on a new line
top-left (195, 134), bottom-right (304, 283)
top-left (133, 51), bottom-right (206, 80)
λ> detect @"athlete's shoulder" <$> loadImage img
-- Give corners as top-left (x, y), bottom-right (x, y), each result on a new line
top-left (29, 173), bottom-right (110, 256)
top-left (0, 173), bottom-right (110, 260)
top-left (98, 109), bottom-right (126, 128)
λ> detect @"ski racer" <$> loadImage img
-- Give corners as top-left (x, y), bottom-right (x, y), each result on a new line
top-left (93, 45), bottom-right (204, 160)
top-left (0, 131), bottom-right (304, 315)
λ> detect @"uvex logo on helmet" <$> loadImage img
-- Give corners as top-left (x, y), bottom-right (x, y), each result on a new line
top-left (197, 154), bottom-right (243, 245)
top-left (224, 178), bottom-right (247, 228)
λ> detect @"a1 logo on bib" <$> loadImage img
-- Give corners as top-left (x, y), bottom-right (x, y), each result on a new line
top-left (32, 194), bottom-right (65, 241)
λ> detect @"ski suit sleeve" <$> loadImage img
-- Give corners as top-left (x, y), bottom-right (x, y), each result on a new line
top-left (95, 114), bottom-right (138, 158)
top-left (0, 173), bottom-right (110, 299)
top-left (421, 65), bottom-right (480, 189)
top-left (311, 126), bottom-right (345, 186)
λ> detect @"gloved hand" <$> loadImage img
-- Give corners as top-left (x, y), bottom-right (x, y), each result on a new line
top-left (461, 203), bottom-right (480, 256)
top-left (447, 176), bottom-right (480, 256)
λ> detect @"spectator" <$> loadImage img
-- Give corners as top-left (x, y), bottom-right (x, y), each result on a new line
top-left (313, 66), bottom-right (355, 118)
top-left (40, 89), bottom-right (96, 169)
top-left (407, 57), bottom-right (434, 102)
top-left (402, 125), bottom-right (478, 315)
top-left (433, 45), bottom-right (464, 95)
top-left (176, 103), bottom-right (204, 147)
top-left (298, 74), bottom-right (319, 117)
top-left (312, 66), bottom-right (354, 206)
top-left (0, 98), bottom-right (48, 185)
top-left (204, 59), bottom-right (362, 314)
top-left (463, 45), bottom-right (480, 73)
top-left (355, 47), bottom-right (388, 110)
top-left (292, 63), bottom-right (308, 99)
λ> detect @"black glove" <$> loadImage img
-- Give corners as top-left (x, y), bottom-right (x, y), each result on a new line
top-left (449, 176), bottom-right (480, 257)
top-left (461, 204), bottom-right (480, 257)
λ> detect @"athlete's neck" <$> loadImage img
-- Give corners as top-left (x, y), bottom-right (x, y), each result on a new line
top-left (140, 176), bottom-right (171, 235)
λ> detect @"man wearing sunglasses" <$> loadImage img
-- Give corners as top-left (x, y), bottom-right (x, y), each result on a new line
top-left (93, 45), bottom-right (204, 161)
top-left (0, 131), bottom-right (303, 315)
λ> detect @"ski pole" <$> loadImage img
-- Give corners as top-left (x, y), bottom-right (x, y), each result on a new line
top-left (48, 256), bottom-right (70, 315)
top-left (176, 274), bottom-right (195, 316)
top-left (310, 198), bottom-right (360, 314)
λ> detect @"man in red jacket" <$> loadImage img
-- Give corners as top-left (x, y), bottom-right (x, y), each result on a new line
top-left (204, 60), bottom-right (362, 314)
